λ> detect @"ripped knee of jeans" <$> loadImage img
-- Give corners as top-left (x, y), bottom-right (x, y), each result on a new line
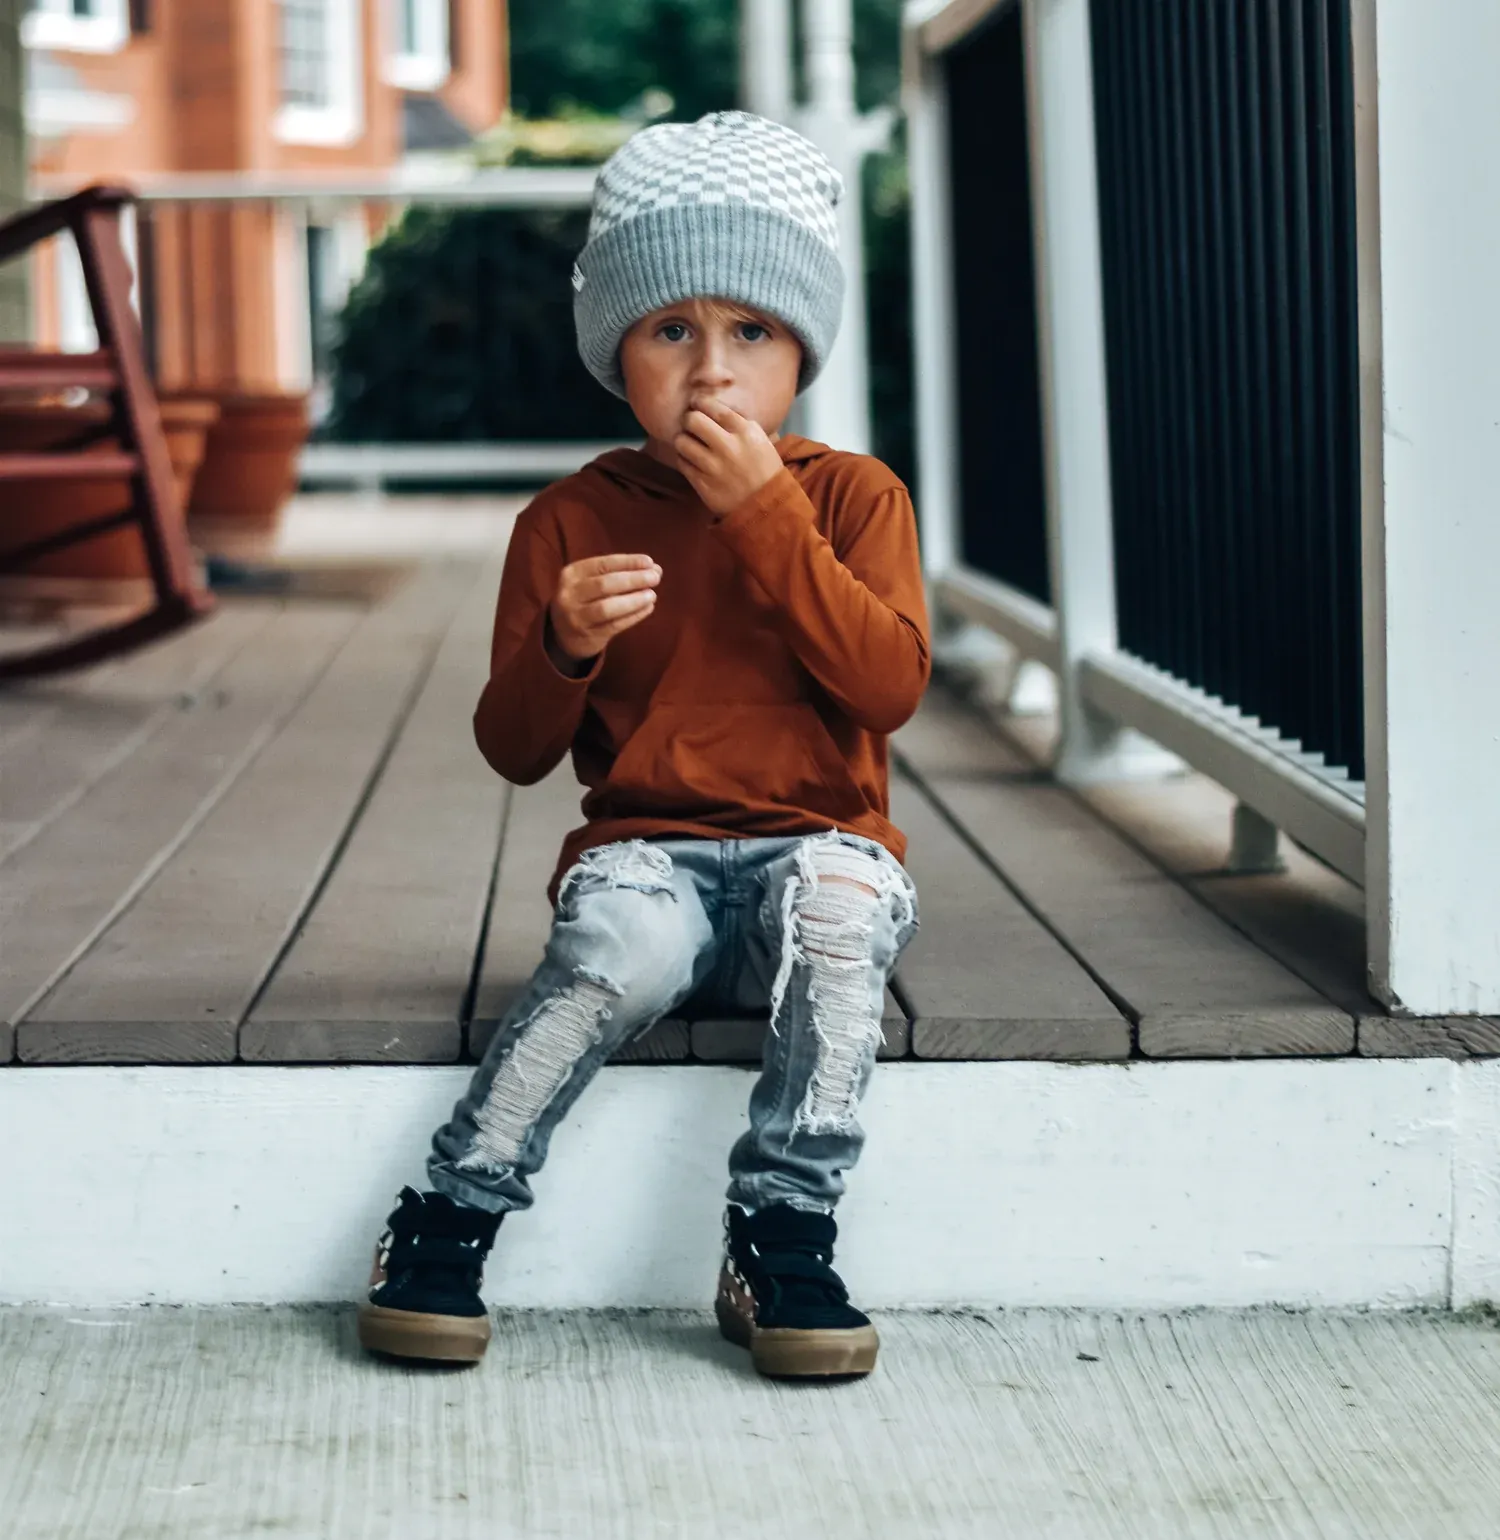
top-left (767, 836), bottom-right (915, 1139)
top-left (456, 967), bottom-right (621, 1174)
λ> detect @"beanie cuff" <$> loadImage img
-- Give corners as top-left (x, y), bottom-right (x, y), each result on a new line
top-left (573, 201), bottom-right (845, 400)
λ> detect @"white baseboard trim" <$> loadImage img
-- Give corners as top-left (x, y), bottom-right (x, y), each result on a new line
top-left (5, 1060), bottom-right (1497, 1310)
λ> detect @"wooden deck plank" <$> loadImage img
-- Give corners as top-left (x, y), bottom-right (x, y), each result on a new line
top-left (1356, 1015), bottom-right (1500, 1058)
top-left (240, 557), bottom-right (510, 1064)
top-left (890, 775), bottom-right (1131, 1060)
top-left (0, 605), bottom-right (260, 758)
top-left (1, 605), bottom-right (362, 1064)
top-left (1080, 772), bottom-right (1375, 1013)
top-left (0, 621), bottom-right (158, 757)
top-left (1062, 752), bottom-right (1499, 1057)
top-left (18, 563), bottom-right (472, 1064)
top-left (900, 693), bottom-right (1354, 1057)
top-left (955, 687), bottom-right (1498, 1058)
top-left (951, 690), bottom-right (1382, 1030)
top-left (468, 768), bottom-right (689, 1064)
top-left (0, 605), bottom-right (273, 866)
top-left (894, 689), bottom-right (1039, 779)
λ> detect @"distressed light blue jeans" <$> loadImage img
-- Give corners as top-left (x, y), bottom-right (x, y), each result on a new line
top-left (429, 832), bottom-right (919, 1216)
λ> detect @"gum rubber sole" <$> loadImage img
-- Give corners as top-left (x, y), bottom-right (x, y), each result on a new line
top-left (715, 1296), bottom-right (879, 1379)
top-left (357, 1303), bottom-right (490, 1364)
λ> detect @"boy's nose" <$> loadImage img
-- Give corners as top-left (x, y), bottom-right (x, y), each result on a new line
top-left (690, 342), bottom-right (734, 389)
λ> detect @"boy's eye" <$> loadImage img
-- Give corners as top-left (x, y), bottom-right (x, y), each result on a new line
top-left (739, 323), bottom-right (769, 342)
top-left (660, 323), bottom-right (689, 342)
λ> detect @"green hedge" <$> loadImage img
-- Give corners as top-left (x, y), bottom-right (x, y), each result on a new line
top-left (325, 205), bottom-right (639, 444)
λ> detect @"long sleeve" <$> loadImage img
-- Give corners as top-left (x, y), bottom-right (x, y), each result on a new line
top-left (472, 512), bottom-right (601, 784)
top-left (709, 468), bottom-right (931, 732)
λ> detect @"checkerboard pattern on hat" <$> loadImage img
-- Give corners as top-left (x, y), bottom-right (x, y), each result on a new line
top-left (573, 111), bottom-right (848, 400)
top-left (588, 111), bottom-right (843, 254)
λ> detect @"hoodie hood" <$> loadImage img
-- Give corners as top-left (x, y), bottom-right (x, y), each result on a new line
top-left (580, 434), bottom-right (836, 502)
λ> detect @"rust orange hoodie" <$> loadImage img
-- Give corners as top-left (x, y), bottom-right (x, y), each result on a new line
top-left (473, 435), bottom-right (931, 898)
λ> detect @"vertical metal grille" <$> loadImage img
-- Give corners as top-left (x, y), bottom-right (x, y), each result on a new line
top-left (1091, 0), bottom-right (1363, 778)
top-left (943, 8), bottom-right (1050, 604)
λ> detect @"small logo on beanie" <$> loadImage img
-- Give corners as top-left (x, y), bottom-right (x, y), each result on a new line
top-left (571, 263), bottom-right (586, 293)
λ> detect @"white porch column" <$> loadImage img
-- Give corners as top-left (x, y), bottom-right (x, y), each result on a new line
top-left (902, 21), bottom-right (958, 577)
top-left (739, 0), bottom-right (793, 123)
top-left (1362, 0), bottom-right (1500, 1015)
top-left (795, 0), bottom-right (889, 456)
top-left (1021, 0), bottom-right (1136, 783)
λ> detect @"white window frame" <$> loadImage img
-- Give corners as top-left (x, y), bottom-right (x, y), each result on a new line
top-left (274, 0), bottom-right (366, 148)
top-left (22, 0), bottom-right (129, 55)
top-left (385, 0), bottom-right (450, 92)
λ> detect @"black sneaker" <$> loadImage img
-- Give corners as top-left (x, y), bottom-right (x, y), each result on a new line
top-left (357, 1187), bottom-right (503, 1364)
top-left (714, 1204), bottom-right (879, 1379)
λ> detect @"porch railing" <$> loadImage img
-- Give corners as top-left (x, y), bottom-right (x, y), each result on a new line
top-left (905, 0), bottom-right (1372, 888)
top-left (1092, 0), bottom-right (1364, 784)
top-left (29, 166), bottom-right (624, 489)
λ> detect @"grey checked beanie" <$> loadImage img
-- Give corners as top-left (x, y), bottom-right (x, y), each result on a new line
top-left (572, 110), bottom-right (845, 399)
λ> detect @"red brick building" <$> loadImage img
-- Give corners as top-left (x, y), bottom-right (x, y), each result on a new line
top-left (25, 0), bottom-right (508, 392)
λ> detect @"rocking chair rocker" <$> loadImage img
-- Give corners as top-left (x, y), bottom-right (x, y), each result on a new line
top-left (0, 184), bottom-right (213, 681)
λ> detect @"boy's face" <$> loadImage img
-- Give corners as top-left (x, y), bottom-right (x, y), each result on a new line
top-left (619, 298), bottom-right (803, 458)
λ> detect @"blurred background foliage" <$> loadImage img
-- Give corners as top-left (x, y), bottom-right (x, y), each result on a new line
top-left (327, 0), bottom-right (913, 489)
top-left (505, 0), bottom-right (902, 120)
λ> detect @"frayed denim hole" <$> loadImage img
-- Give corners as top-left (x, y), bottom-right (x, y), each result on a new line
top-left (763, 836), bottom-right (910, 1139)
top-left (457, 972), bottom-right (621, 1174)
top-left (556, 839), bottom-right (679, 920)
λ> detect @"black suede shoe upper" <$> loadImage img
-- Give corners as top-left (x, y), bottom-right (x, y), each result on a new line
top-left (725, 1204), bottom-right (871, 1332)
top-left (369, 1187), bottom-right (503, 1319)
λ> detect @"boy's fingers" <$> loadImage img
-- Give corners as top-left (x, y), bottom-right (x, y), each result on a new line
top-left (576, 566), bottom-right (661, 601)
top-left (570, 553), bottom-right (656, 579)
top-left (691, 397), bottom-right (745, 431)
top-left (580, 590), bottom-right (656, 627)
top-left (683, 409), bottom-right (734, 448)
top-left (675, 432), bottom-right (716, 468)
top-left (598, 602), bottom-right (656, 642)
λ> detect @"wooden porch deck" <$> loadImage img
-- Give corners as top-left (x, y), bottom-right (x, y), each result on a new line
top-left (0, 505), bottom-right (1469, 1070)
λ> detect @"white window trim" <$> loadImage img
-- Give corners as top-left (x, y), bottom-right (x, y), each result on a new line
top-left (25, 88), bottom-right (136, 136)
top-left (22, 0), bottom-right (129, 55)
top-left (274, 0), bottom-right (366, 148)
top-left (384, 0), bottom-right (450, 92)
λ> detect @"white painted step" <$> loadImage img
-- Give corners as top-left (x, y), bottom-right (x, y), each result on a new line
top-left (9, 1061), bottom-right (1500, 1310)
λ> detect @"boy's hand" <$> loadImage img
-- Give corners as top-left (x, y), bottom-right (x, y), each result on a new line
top-left (547, 553), bottom-right (660, 671)
top-left (676, 398), bottom-right (787, 517)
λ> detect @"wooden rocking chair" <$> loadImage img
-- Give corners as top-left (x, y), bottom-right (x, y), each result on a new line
top-left (0, 184), bottom-right (213, 681)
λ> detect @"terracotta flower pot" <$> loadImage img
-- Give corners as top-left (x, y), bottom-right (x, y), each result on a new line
top-left (169, 389), bottom-right (311, 534)
top-left (0, 396), bottom-right (220, 584)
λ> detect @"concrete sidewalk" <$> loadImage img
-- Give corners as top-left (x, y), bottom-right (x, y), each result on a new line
top-left (2, 1307), bottom-right (1497, 1538)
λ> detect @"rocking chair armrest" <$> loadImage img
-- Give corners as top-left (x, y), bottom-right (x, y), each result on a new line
top-left (0, 185), bottom-right (136, 266)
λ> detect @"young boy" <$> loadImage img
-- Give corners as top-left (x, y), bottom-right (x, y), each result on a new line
top-left (357, 111), bottom-right (929, 1380)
